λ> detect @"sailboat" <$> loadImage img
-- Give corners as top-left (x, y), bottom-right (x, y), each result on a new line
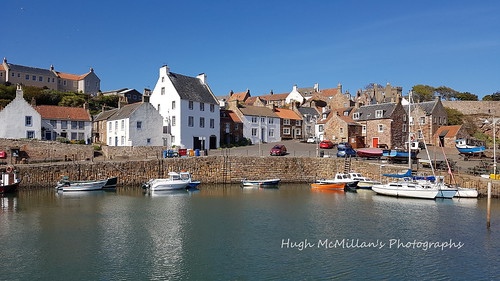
top-left (372, 91), bottom-right (456, 200)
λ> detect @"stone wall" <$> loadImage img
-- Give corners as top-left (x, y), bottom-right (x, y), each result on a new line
top-left (442, 101), bottom-right (500, 116)
top-left (0, 138), bottom-right (93, 164)
top-left (101, 145), bottom-right (169, 160)
top-left (13, 156), bottom-right (500, 196)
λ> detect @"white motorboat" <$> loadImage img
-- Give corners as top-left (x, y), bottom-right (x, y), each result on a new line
top-left (56, 178), bottom-right (108, 192)
top-left (454, 187), bottom-right (479, 198)
top-left (372, 181), bottom-right (439, 199)
top-left (348, 172), bottom-right (381, 189)
top-left (142, 172), bottom-right (190, 191)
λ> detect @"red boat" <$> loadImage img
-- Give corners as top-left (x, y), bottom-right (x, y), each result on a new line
top-left (1, 166), bottom-right (20, 194)
top-left (310, 182), bottom-right (345, 190)
top-left (356, 148), bottom-right (383, 158)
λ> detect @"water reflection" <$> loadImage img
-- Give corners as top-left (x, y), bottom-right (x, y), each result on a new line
top-left (0, 194), bottom-right (18, 213)
top-left (145, 189), bottom-right (190, 197)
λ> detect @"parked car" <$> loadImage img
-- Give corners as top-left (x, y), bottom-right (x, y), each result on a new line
top-left (337, 147), bottom-right (357, 157)
top-left (270, 145), bottom-right (287, 156)
top-left (319, 140), bottom-right (335, 149)
top-left (337, 142), bottom-right (352, 150)
top-left (306, 136), bottom-right (318, 143)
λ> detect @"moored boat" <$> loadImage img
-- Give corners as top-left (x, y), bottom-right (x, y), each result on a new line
top-left (1, 166), bottom-right (20, 194)
top-left (372, 181), bottom-right (439, 199)
top-left (348, 172), bottom-right (381, 189)
top-left (310, 182), bottom-right (345, 190)
top-left (142, 172), bottom-right (191, 191)
top-left (56, 177), bottom-right (108, 192)
top-left (241, 178), bottom-right (281, 188)
top-left (454, 187), bottom-right (479, 198)
top-left (356, 148), bottom-right (383, 159)
top-left (103, 177), bottom-right (118, 189)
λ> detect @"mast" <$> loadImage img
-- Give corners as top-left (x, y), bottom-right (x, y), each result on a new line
top-left (408, 90), bottom-right (412, 170)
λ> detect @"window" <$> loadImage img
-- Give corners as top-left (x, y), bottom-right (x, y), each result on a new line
top-left (283, 119), bottom-right (290, 125)
top-left (296, 120), bottom-right (302, 126)
top-left (200, 103), bottom-right (205, 111)
top-left (378, 124), bottom-right (384, 132)
top-left (71, 121), bottom-right (77, 129)
top-left (210, 118), bottom-right (214, 128)
top-left (50, 120), bottom-right (57, 128)
top-left (269, 129), bottom-right (274, 137)
top-left (210, 104), bottom-right (215, 112)
top-left (121, 136), bottom-right (125, 145)
top-left (403, 124), bottom-right (407, 132)
top-left (403, 115), bottom-right (407, 122)
top-left (340, 128), bottom-right (344, 134)
top-left (269, 118), bottom-right (274, 124)
top-left (172, 101), bottom-right (176, 109)
top-left (171, 136), bottom-right (175, 143)
top-left (261, 117), bottom-right (265, 123)
top-left (32, 75), bottom-right (36, 81)
top-left (295, 128), bottom-right (301, 136)
top-left (172, 116), bottom-right (176, 126)
top-left (252, 128), bottom-right (257, 136)
top-left (162, 77), bottom-right (165, 82)
top-left (39, 76), bottom-right (42, 81)
top-left (109, 137), bottom-right (112, 144)
top-left (353, 113), bottom-right (359, 120)
top-left (375, 110), bottom-right (383, 118)
top-left (235, 124), bottom-right (239, 130)
top-left (79, 121), bottom-right (84, 129)
top-left (61, 121), bottom-right (68, 129)
top-left (251, 117), bottom-right (258, 123)
top-left (344, 111), bottom-right (349, 116)
top-left (78, 133), bottom-right (84, 140)
top-left (63, 80), bottom-right (66, 86)
top-left (115, 121), bottom-right (118, 130)
top-left (443, 117), bottom-right (446, 124)
top-left (188, 116), bottom-right (194, 127)
top-left (319, 125), bottom-right (324, 132)
top-left (158, 104), bottom-right (160, 112)
top-left (25, 74), bottom-right (29, 80)
top-left (283, 128), bottom-right (290, 135)
top-left (362, 125), bottom-right (366, 134)
top-left (147, 138), bottom-right (151, 144)
top-left (161, 87), bottom-right (165, 95)
top-left (71, 132), bottom-right (77, 140)
top-left (418, 130), bottom-right (423, 139)
top-left (225, 123), bottom-right (230, 133)
top-left (163, 126), bottom-right (169, 134)
top-left (25, 116), bottom-right (32, 127)
top-left (419, 117), bottom-right (425, 125)
top-left (200, 117), bottom-right (205, 128)
top-left (137, 121), bottom-right (142, 129)
top-left (108, 122), bottom-right (112, 132)
top-left (434, 117), bottom-right (437, 124)
top-left (26, 131), bottom-right (35, 139)
top-left (189, 101), bottom-right (194, 110)
top-left (121, 120), bottom-right (125, 130)
top-left (47, 77), bottom-right (50, 82)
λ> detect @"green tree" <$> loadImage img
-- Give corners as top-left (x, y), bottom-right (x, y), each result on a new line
top-left (454, 92), bottom-right (478, 101)
top-left (444, 107), bottom-right (464, 125)
top-left (411, 85), bottom-right (435, 102)
top-left (59, 94), bottom-right (86, 107)
top-left (483, 92), bottom-right (500, 101)
top-left (435, 86), bottom-right (458, 101)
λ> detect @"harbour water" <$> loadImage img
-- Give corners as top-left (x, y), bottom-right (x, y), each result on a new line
top-left (1, 185), bottom-right (499, 280)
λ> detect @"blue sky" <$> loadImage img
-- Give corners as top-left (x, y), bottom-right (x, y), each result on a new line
top-left (3, 0), bottom-right (500, 98)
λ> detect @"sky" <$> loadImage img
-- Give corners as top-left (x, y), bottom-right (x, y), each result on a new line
top-left (2, 0), bottom-right (500, 98)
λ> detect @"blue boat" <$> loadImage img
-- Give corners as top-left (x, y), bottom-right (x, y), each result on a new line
top-left (455, 139), bottom-right (485, 154)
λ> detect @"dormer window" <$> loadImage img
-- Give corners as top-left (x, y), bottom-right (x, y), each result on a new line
top-left (353, 113), bottom-right (359, 120)
top-left (344, 111), bottom-right (349, 116)
top-left (375, 110), bottom-right (383, 118)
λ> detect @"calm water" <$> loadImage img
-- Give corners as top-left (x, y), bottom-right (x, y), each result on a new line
top-left (1, 185), bottom-right (499, 280)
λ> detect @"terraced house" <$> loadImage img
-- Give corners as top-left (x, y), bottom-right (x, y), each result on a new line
top-left (0, 57), bottom-right (100, 95)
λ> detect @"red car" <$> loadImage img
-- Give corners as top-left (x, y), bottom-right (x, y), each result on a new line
top-left (319, 140), bottom-right (335, 149)
top-left (270, 145), bottom-right (287, 156)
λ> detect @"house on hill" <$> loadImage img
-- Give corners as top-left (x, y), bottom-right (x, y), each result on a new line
top-left (0, 85), bottom-right (42, 139)
top-left (150, 65), bottom-right (220, 149)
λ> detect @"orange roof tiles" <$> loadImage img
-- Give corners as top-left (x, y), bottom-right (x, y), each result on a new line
top-left (57, 72), bottom-right (89, 80)
top-left (35, 105), bottom-right (91, 121)
top-left (227, 111), bottom-right (242, 122)
top-left (244, 96), bottom-right (258, 105)
top-left (0, 65), bottom-right (4, 71)
top-left (434, 125), bottom-right (462, 138)
top-left (227, 92), bottom-right (248, 102)
top-left (274, 108), bottom-right (302, 120)
top-left (259, 93), bottom-right (289, 101)
top-left (321, 88), bottom-right (338, 97)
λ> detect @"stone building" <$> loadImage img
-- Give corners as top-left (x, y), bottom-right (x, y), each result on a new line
top-left (228, 101), bottom-right (281, 144)
top-left (404, 98), bottom-right (448, 144)
top-left (357, 83), bottom-right (402, 105)
top-left (220, 109), bottom-right (243, 146)
top-left (0, 58), bottom-right (100, 95)
top-left (323, 107), bottom-right (361, 144)
top-left (433, 125), bottom-right (468, 148)
top-left (353, 102), bottom-right (407, 149)
top-left (101, 88), bottom-right (143, 104)
top-left (274, 108), bottom-right (302, 140)
top-left (93, 108), bottom-right (119, 145)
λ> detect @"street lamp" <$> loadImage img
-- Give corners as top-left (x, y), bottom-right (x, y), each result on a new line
top-left (484, 117), bottom-right (497, 177)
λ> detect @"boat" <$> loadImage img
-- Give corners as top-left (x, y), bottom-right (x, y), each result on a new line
top-left (455, 139), bottom-right (486, 154)
top-left (1, 166), bottom-right (21, 194)
top-left (103, 177), bottom-right (118, 189)
top-left (455, 187), bottom-right (479, 198)
top-left (356, 148), bottom-right (383, 159)
top-left (142, 172), bottom-right (191, 191)
top-left (348, 172), bottom-right (381, 189)
top-left (241, 178), bottom-right (281, 188)
top-left (56, 177), bottom-right (108, 192)
top-left (372, 181), bottom-right (439, 199)
top-left (310, 182), bottom-right (345, 190)
top-left (312, 173), bottom-right (359, 192)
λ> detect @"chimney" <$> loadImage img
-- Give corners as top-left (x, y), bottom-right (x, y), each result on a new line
top-left (197, 73), bottom-right (207, 84)
top-left (101, 104), bottom-right (106, 112)
top-left (337, 82), bottom-right (342, 94)
top-left (3, 57), bottom-right (7, 64)
top-left (50, 65), bottom-right (54, 71)
top-left (229, 90), bottom-right (234, 96)
top-left (160, 65), bottom-right (170, 77)
top-left (270, 90), bottom-right (273, 95)
top-left (16, 84), bottom-right (23, 99)
top-left (83, 102), bottom-right (87, 110)
top-left (90, 67), bottom-right (94, 72)
top-left (143, 88), bottom-right (151, 96)
top-left (293, 84), bottom-right (298, 92)
top-left (31, 97), bottom-right (36, 106)
top-left (314, 83), bottom-right (319, 92)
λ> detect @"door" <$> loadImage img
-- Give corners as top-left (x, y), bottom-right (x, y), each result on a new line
top-left (45, 131), bottom-right (52, 140)
top-left (372, 137), bottom-right (379, 148)
top-left (115, 137), bottom-right (118, 146)
top-left (210, 135), bottom-right (217, 149)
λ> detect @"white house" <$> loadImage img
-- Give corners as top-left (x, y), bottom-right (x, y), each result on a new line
top-left (228, 102), bottom-right (281, 144)
top-left (0, 85), bottom-right (42, 139)
top-left (285, 85), bottom-right (306, 104)
top-left (150, 65), bottom-right (220, 150)
top-left (106, 102), bottom-right (164, 146)
top-left (34, 104), bottom-right (92, 142)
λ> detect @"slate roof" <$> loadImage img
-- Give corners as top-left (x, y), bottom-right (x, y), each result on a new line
top-left (168, 72), bottom-right (218, 104)
top-left (238, 105), bottom-right (279, 118)
top-left (108, 103), bottom-right (143, 121)
top-left (94, 108), bottom-right (119, 122)
top-left (7, 64), bottom-right (57, 77)
top-left (297, 107), bottom-right (320, 116)
top-left (35, 105), bottom-right (91, 121)
top-left (355, 103), bottom-right (397, 121)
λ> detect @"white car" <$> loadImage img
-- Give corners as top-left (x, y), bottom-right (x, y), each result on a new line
top-left (306, 137), bottom-right (317, 143)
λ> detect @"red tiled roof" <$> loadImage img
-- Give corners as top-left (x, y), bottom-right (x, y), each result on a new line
top-left (227, 110), bottom-right (242, 122)
top-left (321, 88), bottom-right (338, 97)
top-left (244, 96), bottom-right (258, 105)
top-left (434, 125), bottom-right (462, 138)
top-left (35, 105), bottom-right (91, 121)
top-left (259, 93), bottom-right (289, 101)
top-left (0, 65), bottom-right (4, 71)
top-left (57, 72), bottom-right (90, 80)
top-left (274, 108), bottom-right (301, 120)
top-left (227, 92), bottom-right (248, 102)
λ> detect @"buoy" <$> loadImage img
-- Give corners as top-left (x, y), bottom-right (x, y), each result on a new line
top-left (5, 166), bottom-right (13, 173)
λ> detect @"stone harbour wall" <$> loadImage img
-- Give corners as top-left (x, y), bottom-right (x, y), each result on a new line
top-left (14, 156), bottom-right (500, 197)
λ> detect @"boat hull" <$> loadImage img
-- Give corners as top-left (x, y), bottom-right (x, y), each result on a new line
top-left (0, 181), bottom-right (20, 193)
top-left (310, 182), bottom-right (345, 190)
top-left (103, 177), bottom-right (118, 189)
top-left (60, 179), bottom-right (107, 192)
top-left (455, 188), bottom-right (479, 198)
top-left (148, 180), bottom-right (189, 191)
top-left (356, 149), bottom-right (383, 158)
top-left (372, 184), bottom-right (438, 199)
top-left (436, 189), bottom-right (457, 199)
top-left (241, 179), bottom-right (281, 187)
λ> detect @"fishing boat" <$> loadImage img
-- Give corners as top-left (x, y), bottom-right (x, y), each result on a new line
top-left (310, 182), bottom-right (345, 190)
top-left (455, 139), bottom-right (486, 154)
top-left (356, 148), bottom-right (383, 159)
top-left (142, 172), bottom-right (191, 191)
top-left (241, 178), bottom-right (281, 188)
top-left (312, 173), bottom-right (359, 192)
top-left (1, 166), bottom-right (20, 194)
top-left (103, 177), bottom-right (118, 189)
top-left (348, 172), bottom-right (381, 189)
top-left (56, 177), bottom-right (108, 192)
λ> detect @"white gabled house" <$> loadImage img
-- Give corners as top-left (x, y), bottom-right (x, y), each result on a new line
top-left (0, 85), bottom-right (42, 139)
top-left (35, 104), bottom-right (92, 142)
top-left (106, 102), bottom-right (163, 146)
top-left (150, 65), bottom-right (220, 149)
top-left (228, 101), bottom-right (281, 144)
